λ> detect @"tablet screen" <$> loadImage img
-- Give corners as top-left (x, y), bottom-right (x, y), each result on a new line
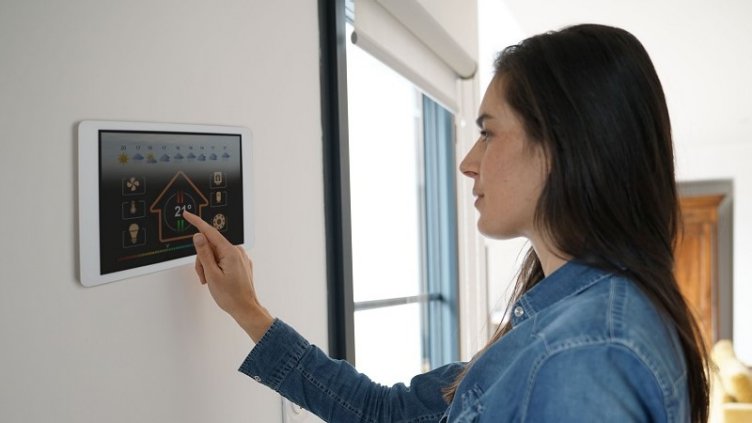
top-left (98, 131), bottom-right (244, 275)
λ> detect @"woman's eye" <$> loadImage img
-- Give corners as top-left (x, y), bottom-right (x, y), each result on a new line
top-left (480, 130), bottom-right (489, 141)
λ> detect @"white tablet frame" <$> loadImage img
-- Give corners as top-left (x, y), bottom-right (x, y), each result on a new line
top-left (78, 120), bottom-right (254, 287)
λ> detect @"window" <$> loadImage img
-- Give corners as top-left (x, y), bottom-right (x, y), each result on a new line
top-left (345, 23), bottom-right (459, 384)
top-left (320, 0), bottom-right (477, 385)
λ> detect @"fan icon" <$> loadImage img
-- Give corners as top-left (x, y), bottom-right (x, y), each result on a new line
top-left (123, 176), bottom-right (145, 195)
top-left (126, 177), bottom-right (140, 192)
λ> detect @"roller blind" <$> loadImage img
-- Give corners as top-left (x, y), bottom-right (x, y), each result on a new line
top-left (351, 0), bottom-right (477, 112)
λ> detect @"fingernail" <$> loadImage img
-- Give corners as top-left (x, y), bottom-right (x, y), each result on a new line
top-left (194, 233), bottom-right (206, 246)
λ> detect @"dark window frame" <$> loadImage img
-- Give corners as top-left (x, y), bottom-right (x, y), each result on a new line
top-left (319, 0), bottom-right (356, 363)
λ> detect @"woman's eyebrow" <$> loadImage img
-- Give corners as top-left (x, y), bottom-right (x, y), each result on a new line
top-left (476, 113), bottom-right (492, 128)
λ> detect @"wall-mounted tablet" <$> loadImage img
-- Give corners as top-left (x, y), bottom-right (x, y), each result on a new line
top-left (78, 120), bottom-right (253, 287)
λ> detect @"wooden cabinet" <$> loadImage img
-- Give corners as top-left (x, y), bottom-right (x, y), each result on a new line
top-left (674, 195), bottom-right (724, 347)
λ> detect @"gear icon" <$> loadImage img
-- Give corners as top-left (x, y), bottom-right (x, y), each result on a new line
top-left (211, 213), bottom-right (226, 231)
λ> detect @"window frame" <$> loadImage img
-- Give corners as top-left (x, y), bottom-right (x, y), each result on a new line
top-left (319, 0), bottom-right (356, 363)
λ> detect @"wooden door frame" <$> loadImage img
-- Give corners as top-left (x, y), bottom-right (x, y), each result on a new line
top-left (677, 179), bottom-right (734, 341)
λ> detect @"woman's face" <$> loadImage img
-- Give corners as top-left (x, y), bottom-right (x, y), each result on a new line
top-left (459, 77), bottom-right (548, 240)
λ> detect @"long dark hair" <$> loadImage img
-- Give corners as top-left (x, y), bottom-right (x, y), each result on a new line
top-left (446, 24), bottom-right (709, 422)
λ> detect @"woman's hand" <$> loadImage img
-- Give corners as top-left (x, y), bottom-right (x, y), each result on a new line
top-left (183, 210), bottom-right (273, 343)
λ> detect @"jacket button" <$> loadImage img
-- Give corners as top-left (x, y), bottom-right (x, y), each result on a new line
top-left (513, 306), bottom-right (525, 317)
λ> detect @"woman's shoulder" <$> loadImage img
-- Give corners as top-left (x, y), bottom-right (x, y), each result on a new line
top-left (531, 272), bottom-right (688, 401)
top-left (461, 271), bottom-right (690, 421)
top-left (537, 273), bottom-right (682, 352)
top-left (536, 271), bottom-right (676, 340)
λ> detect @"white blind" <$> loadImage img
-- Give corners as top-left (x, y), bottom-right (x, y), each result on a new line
top-left (352, 0), bottom-right (477, 112)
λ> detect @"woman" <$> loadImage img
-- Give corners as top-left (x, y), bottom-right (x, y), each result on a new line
top-left (183, 23), bottom-right (709, 422)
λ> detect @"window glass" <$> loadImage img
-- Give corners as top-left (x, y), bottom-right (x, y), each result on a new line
top-left (345, 20), bottom-right (458, 385)
top-left (347, 25), bottom-right (423, 304)
top-left (353, 304), bottom-right (423, 385)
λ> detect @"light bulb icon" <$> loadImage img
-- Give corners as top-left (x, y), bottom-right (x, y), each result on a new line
top-left (128, 223), bottom-right (140, 244)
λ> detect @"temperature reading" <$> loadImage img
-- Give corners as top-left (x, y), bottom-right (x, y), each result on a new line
top-left (155, 179), bottom-right (206, 239)
top-left (174, 204), bottom-right (193, 217)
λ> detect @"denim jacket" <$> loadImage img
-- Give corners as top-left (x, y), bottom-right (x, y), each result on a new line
top-left (239, 261), bottom-right (690, 422)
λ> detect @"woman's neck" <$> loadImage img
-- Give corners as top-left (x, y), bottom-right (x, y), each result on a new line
top-left (529, 233), bottom-right (571, 277)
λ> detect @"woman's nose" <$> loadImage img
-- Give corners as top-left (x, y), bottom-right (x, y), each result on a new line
top-left (459, 142), bottom-right (480, 179)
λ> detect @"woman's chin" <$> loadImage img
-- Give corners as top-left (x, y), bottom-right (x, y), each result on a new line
top-left (477, 220), bottom-right (522, 240)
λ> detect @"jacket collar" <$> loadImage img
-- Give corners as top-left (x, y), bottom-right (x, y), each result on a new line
top-left (511, 260), bottom-right (615, 326)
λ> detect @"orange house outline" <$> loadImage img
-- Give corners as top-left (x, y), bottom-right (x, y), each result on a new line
top-left (149, 171), bottom-right (209, 243)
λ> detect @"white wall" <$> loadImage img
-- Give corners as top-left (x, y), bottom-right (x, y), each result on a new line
top-left (479, 0), bottom-right (752, 362)
top-left (0, 1), bottom-right (328, 422)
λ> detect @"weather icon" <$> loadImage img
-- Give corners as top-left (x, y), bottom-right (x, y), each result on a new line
top-left (159, 154), bottom-right (170, 162)
top-left (222, 152), bottom-right (230, 159)
top-left (209, 153), bottom-right (218, 160)
top-left (118, 152), bottom-right (129, 165)
top-left (146, 152), bottom-right (157, 163)
top-left (197, 154), bottom-right (206, 161)
top-left (174, 153), bottom-right (184, 160)
top-left (187, 152), bottom-right (196, 159)
top-left (132, 153), bottom-right (144, 161)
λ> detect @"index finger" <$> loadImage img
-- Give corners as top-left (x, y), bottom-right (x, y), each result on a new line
top-left (183, 210), bottom-right (235, 252)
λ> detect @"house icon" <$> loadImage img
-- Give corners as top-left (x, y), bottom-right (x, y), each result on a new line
top-left (149, 171), bottom-right (209, 243)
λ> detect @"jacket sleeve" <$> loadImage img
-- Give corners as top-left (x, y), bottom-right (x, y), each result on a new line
top-left (239, 319), bottom-right (463, 423)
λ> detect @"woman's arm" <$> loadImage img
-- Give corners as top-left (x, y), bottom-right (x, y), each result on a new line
top-left (242, 317), bottom-right (462, 422)
top-left (183, 210), bottom-right (460, 422)
top-left (183, 210), bottom-right (273, 342)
